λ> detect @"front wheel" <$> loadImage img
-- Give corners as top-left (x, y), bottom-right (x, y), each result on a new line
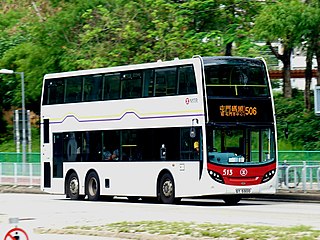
top-left (86, 171), bottom-right (100, 201)
top-left (158, 173), bottom-right (176, 204)
top-left (67, 172), bottom-right (84, 200)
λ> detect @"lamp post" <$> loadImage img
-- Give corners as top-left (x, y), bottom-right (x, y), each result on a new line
top-left (0, 69), bottom-right (26, 164)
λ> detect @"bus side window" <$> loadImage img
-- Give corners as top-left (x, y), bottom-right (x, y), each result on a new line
top-left (65, 76), bottom-right (82, 103)
top-left (104, 73), bottom-right (120, 100)
top-left (143, 69), bottom-right (154, 97)
top-left (46, 79), bottom-right (64, 105)
top-left (120, 71), bottom-right (142, 99)
top-left (178, 66), bottom-right (197, 95)
top-left (155, 67), bottom-right (177, 96)
top-left (83, 74), bottom-right (103, 101)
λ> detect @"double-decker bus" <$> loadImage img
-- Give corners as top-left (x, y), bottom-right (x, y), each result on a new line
top-left (40, 56), bottom-right (277, 204)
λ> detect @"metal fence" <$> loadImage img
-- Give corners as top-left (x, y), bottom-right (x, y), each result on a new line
top-left (0, 162), bottom-right (40, 186)
top-left (277, 161), bottom-right (320, 192)
top-left (0, 152), bottom-right (40, 163)
top-left (0, 161), bottom-right (319, 192)
top-left (1, 151), bottom-right (320, 163)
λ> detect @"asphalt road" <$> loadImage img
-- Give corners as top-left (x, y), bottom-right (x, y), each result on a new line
top-left (0, 193), bottom-right (320, 239)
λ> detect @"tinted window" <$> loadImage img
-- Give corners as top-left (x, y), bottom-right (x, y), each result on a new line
top-left (143, 69), bottom-right (154, 97)
top-left (205, 64), bottom-right (269, 97)
top-left (121, 71), bottom-right (142, 99)
top-left (65, 77), bottom-right (82, 103)
top-left (178, 65), bottom-right (197, 94)
top-left (45, 79), bottom-right (64, 105)
top-left (52, 127), bottom-right (201, 163)
top-left (155, 67), bottom-right (177, 96)
top-left (42, 64), bottom-right (198, 105)
top-left (83, 74), bottom-right (103, 101)
top-left (104, 73), bottom-right (120, 100)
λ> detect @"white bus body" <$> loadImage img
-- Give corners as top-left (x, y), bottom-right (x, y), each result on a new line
top-left (41, 56), bottom-right (277, 204)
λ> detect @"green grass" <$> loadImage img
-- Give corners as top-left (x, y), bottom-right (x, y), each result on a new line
top-left (0, 127), bottom-right (40, 152)
top-left (36, 221), bottom-right (320, 240)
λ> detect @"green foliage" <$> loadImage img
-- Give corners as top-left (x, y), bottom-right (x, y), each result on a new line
top-left (253, 0), bottom-right (305, 48)
top-left (275, 90), bottom-right (320, 150)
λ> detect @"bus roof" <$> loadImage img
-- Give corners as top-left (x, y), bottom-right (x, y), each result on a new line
top-left (43, 57), bottom-right (201, 80)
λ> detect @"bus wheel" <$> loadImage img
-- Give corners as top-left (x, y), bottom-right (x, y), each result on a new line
top-left (158, 173), bottom-right (175, 204)
top-left (86, 171), bottom-right (100, 201)
top-left (223, 196), bottom-right (241, 205)
top-left (67, 172), bottom-right (83, 200)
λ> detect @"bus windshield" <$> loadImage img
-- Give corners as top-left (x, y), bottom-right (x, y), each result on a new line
top-left (204, 58), bottom-right (269, 98)
top-left (206, 126), bottom-right (276, 166)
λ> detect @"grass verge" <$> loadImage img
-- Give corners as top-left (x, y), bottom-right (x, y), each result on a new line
top-left (36, 221), bottom-right (320, 239)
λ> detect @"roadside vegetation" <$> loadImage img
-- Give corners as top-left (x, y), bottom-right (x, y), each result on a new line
top-left (36, 221), bottom-right (320, 240)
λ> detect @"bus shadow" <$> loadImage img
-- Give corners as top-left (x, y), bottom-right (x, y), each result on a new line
top-left (57, 196), bottom-right (269, 207)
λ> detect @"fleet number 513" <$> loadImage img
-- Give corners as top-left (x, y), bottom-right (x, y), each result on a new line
top-left (223, 169), bottom-right (233, 176)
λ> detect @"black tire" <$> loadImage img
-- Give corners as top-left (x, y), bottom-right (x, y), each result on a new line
top-left (67, 172), bottom-right (84, 200)
top-left (223, 195), bottom-right (241, 205)
top-left (158, 173), bottom-right (175, 204)
top-left (86, 171), bottom-right (100, 201)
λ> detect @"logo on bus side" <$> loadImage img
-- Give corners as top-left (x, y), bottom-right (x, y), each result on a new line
top-left (185, 97), bottom-right (198, 105)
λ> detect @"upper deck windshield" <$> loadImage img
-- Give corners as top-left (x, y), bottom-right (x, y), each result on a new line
top-left (204, 57), bottom-right (269, 98)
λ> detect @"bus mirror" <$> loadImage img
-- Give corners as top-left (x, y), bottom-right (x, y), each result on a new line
top-left (190, 127), bottom-right (196, 138)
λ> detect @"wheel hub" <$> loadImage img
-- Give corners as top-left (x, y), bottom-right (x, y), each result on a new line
top-left (88, 177), bottom-right (97, 196)
top-left (70, 178), bottom-right (79, 195)
top-left (162, 180), bottom-right (173, 197)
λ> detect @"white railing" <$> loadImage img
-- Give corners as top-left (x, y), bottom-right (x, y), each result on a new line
top-left (0, 162), bottom-right (40, 186)
top-left (277, 161), bottom-right (320, 192)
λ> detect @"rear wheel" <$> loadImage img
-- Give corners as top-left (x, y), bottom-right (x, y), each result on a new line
top-left (158, 173), bottom-right (176, 204)
top-left (67, 172), bottom-right (84, 200)
top-left (86, 171), bottom-right (100, 201)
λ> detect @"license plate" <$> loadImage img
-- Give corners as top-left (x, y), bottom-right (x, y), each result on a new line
top-left (235, 188), bottom-right (252, 194)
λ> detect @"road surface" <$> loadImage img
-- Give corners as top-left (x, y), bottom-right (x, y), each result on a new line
top-left (0, 193), bottom-right (319, 239)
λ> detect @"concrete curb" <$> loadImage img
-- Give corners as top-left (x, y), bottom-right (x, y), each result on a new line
top-left (0, 185), bottom-right (42, 194)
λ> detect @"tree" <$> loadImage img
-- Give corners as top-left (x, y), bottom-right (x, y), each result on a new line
top-left (302, 0), bottom-right (320, 86)
top-left (175, 0), bottom-right (264, 57)
top-left (253, 0), bottom-right (305, 98)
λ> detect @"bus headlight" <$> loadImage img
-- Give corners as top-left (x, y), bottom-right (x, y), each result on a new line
top-left (261, 169), bottom-right (276, 183)
top-left (208, 170), bottom-right (225, 184)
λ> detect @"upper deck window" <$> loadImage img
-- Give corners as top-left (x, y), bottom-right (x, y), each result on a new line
top-left (83, 74), bottom-right (103, 101)
top-left (42, 64), bottom-right (197, 105)
top-left (121, 71), bottom-right (142, 98)
top-left (205, 60), bottom-right (269, 98)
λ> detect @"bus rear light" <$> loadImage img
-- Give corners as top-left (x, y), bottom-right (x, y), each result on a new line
top-left (261, 169), bottom-right (276, 183)
top-left (209, 170), bottom-right (225, 184)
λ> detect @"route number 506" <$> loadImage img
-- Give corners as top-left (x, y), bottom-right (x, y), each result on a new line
top-left (223, 169), bottom-right (233, 176)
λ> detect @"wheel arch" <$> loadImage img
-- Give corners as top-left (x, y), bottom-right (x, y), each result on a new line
top-left (156, 169), bottom-right (174, 197)
top-left (65, 169), bottom-right (77, 195)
